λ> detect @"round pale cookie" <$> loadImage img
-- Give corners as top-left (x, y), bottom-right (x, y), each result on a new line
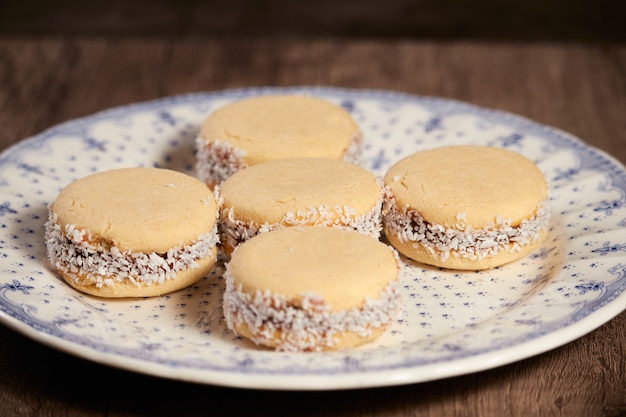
top-left (215, 157), bottom-right (383, 253)
top-left (223, 226), bottom-right (402, 352)
top-left (195, 95), bottom-right (362, 186)
top-left (383, 145), bottom-right (550, 270)
top-left (45, 167), bottom-right (220, 298)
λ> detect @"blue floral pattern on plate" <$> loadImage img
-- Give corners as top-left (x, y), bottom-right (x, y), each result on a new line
top-left (1, 87), bottom-right (625, 390)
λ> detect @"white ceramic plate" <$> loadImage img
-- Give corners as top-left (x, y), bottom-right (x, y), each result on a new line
top-left (1, 87), bottom-right (625, 390)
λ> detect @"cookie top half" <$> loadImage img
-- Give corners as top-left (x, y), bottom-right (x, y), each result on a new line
top-left (226, 226), bottom-right (399, 311)
top-left (199, 95), bottom-right (360, 165)
top-left (51, 167), bottom-right (217, 253)
top-left (384, 146), bottom-right (548, 227)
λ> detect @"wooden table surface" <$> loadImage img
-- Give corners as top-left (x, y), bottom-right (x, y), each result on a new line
top-left (1, 28), bottom-right (626, 417)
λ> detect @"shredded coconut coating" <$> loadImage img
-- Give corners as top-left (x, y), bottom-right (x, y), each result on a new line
top-left (213, 183), bottom-right (383, 251)
top-left (222, 267), bottom-right (402, 352)
top-left (341, 132), bottom-right (363, 165)
top-left (195, 138), bottom-right (248, 186)
top-left (195, 133), bottom-right (363, 186)
top-left (44, 211), bottom-right (220, 288)
top-left (382, 187), bottom-right (550, 262)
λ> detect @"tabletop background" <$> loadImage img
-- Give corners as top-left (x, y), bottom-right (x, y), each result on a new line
top-left (1, 1), bottom-right (625, 416)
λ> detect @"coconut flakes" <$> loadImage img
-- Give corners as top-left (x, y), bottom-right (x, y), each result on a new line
top-left (44, 211), bottom-right (220, 288)
top-left (214, 180), bottom-right (384, 251)
top-left (382, 186), bottom-right (550, 262)
top-left (195, 137), bottom-right (248, 186)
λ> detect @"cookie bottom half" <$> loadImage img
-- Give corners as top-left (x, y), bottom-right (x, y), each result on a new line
top-left (385, 228), bottom-right (546, 270)
top-left (58, 250), bottom-right (217, 298)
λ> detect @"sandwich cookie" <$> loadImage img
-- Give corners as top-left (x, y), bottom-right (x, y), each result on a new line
top-left (383, 145), bottom-right (550, 270)
top-left (195, 95), bottom-right (362, 187)
top-left (223, 226), bottom-right (402, 351)
top-left (215, 157), bottom-right (383, 253)
top-left (45, 167), bottom-right (220, 297)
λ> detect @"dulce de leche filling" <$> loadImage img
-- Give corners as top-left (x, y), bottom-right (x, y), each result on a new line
top-left (383, 187), bottom-right (550, 262)
top-left (222, 269), bottom-right (402, 352)
top-left (44, 211), bottom-right (220, 288)
top-left (214, 183), bottom-right (383, 251)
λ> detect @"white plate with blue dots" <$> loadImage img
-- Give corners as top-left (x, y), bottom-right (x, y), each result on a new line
top-left (1, 87), bottom-right (625, 390)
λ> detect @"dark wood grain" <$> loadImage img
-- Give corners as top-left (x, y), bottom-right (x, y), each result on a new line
top-left (2, 39), bottom-right (625, 161)
top-left (1, 0), bottom-right (626, 41)
top-left (0, 37), bottom-right (625, 417)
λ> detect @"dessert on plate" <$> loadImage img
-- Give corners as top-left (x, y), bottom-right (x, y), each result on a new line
top-left (382, 145), bottom-right (550, 270)
top-left (45, 167), bottom-right (220, 297)
top-left (223, 226), bottom-right (402, 351)
top-left (195, 95), bottom-right (362, 187)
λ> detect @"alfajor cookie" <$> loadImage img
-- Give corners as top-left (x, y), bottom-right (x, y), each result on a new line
top-left (45, 167), bottom-right (220, 298)
top-left (383, 145), bottom-right (550, 270)
top-left (223, 226), bottom-right (402, 352)
top-left (215, 157), bottom-right (383, 253)
top-left (195, 95), bottom-right (362, 187)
